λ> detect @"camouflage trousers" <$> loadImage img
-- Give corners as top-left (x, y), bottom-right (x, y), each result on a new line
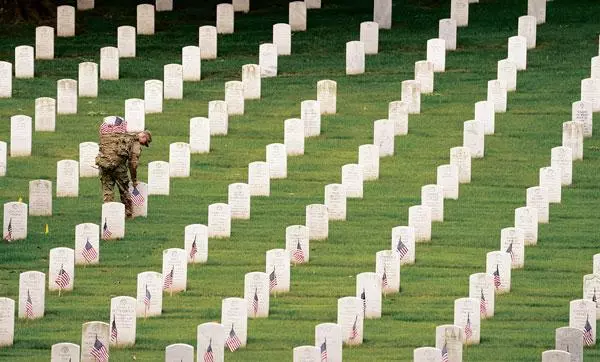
top-left (99, 164), bottom-right (133, 217)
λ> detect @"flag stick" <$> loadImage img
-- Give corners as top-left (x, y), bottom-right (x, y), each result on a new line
top-left (144, 305), bottom-right (147, 320)
top-left (58, 287), bottom-right (62, 297)
top-left (170, 285), bottom-right (173, 297)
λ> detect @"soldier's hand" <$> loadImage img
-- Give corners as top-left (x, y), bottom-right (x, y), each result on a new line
top-left (133, 180), bottom-right (139, 187)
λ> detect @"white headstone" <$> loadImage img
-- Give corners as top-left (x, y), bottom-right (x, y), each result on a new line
top-left (225, 80), bottom-right (244, 115)
top-left (80, 322), bottom-right (109, 362)
top-left (305, 0), bottom-right (321, 9)
top-left (18, 271), bottom-right (45, 319)
top-left (528, 0), bottom-right (546, 24)
top-left (401, 80), bottom-right (421, 114)
top-left (137, 4), bottom-right (155, 35)
top-left (156, 0), bottom-right (173, 11)
top-left (325, 184), bottom-right (347, 221)
top-left (451, 0), bottom-right (469, 27)
top-left (562, 121), bottom-right (583, 161)
top-left (373, 119), bottom-right (395, 157)
top-left (221, 297), bottom-right (248, 347)
top-left (197, 323), bottom-right (225, 362)
top-left (414, 347), bottom-right (442, 362)
top-left (375, 250), bottom-right (400, 294)
top-left (360, 21), bottom-right (379, 55)
top-left (435, 325), bottom-right (463, 362)
top-left (244, 272), bottom-right (270, 318)
top-left (450, 146), bottom-right (471, 184)
top-left (514, 206), bottom-right (538, 246)
top-left (572, 100), bottom-right (593, 138)
top-left (266, 143), bottom-right (287, 179)
top-left (232, 0), bottom-right (249, 12)
top-left (14, 45), bottom-right (34, 79)
top-left (289, 1), bottom-right (307, 31)
top-left (56, 160), bottom-right (79, 197)
top-left (342, 163), bottom-right (364, 198)
top-left (359, 144), bottom-right (380, 181)
top-left (182, 46), bottom-right (201, 81)
top-left (500, 227), bottom-right (525, 269)
top-left (555, 327), bottom-right (583, 362)
top-left (569, 299), bottom-right (596, 346)
top-left (209, 100), bottom-right (228, 135)
top-left (169, 142), bottom-right (191, 178)
top-left (0, 142), bottom-right (5, 177)
top-left (165, 344), bottom-right (194, 361)
top-left (148, 161), bottom-right (170, 195)
top-left (75, 223), bottom-right (100, 265)
top-left (306, 204), bottom-right (328, 241)
top-left (248, 161), bottom-right (270, 196)
top-left (129, 182), bottom-right (148, 218)
top-left (469, 273), bottom-right (495, 319)
top-left (198, 26), bottom-right (217, 59)
top-left (542, 350), bottom-right (571, 362)
top-left (164, 64), bottom-right (183, 100)
top-left (474, 100), bottom-right (495, 135)
top-left (518, 15), bottom-right (537, 49)
top-left (463, 119), bottom-right (484, 158)
top-left (583, 274), bottom-right (600, 319)
top-left (486, 251), bottom-right (511, 294)
top-left (242, 64), bottom-right (260, 99)
top-left (437, 164), bottom-right (459, 199)
top-left (0, 298), bottom-right (14, 347)
top-left (51, 342), bottom-right (80, 361)
top-left (439, 19), bottom-right (457, 51)
top-left (497, 59), bottom-right (517, 93)
top-left (391, 226), bottom-right (416, 265)
top-left (273, 23), bottom-right (291, 56)
top-left (526, 186), bottom-right (549, 223)
top-left (109, 296), bottom-right (136, 347)
top-left (317, 79), bottom-right (336, 114)
top-left (189, 117), bottom-right (210, 154)
top-left (508, 36), bottom-right (527, 71)
top-left (259, 43), bottom-right (278, 78)
top-left (293, 346), bottom-right (319, 361)
top-left (57, 79), bottom-right (78, 114)
top-left (551, 146), bottom-right (573, 186)
top-left (408, 205), bottom-right (432, 242)
top-left (595, 254), bottom-right (600, 276)
top-left (415, 60), bottom-right (434, 94)
top-left (100, 47), bottom-right (119, 80)
top-left (228, 183), bottom-right (250, 220)
top-left (421, 184), bottom-right (444, 222)
top-left (454, 298), bottom-right (480, 345)
top-left (208, 203), bottom-right (231, 238)
top-left (216, 3), bottom-right (234, 34)
top-left (0, 62), bottom-right (12, 98)
top-left (302, 100), bottom-right (321, 137)
top-left (346, 41), bottom-right (365, 75)
top-left (540, 166), bottom-right (562, 203)
top-left (57, 6), bottom-right (75, 37)
top-left (136, 271), bottom-right (163, 317)
top-left (592, 56), bottom-right (600, 80)
top-left (125, 98), bottom-right (145, 132)
top-left (581, 78), bottom-right (600, 112)
top-left (284, 118), bottom-right (305, 156)
top-left (184, 224), bottom-right (208, 264)
top-left (337, 297), bottom-right (363, 345)
top-left (388, 101), bottom-right (408, 135)
top-left (77, 0), bottom-right (94, 10)
top-left (35, 97), bottom-right (56, 132)
top-left (144, 80), bottom-right (163, 114)
top-left (101, 202), bottom-right (125, 239)
top-left (427, 38), bottom-right (446, 72)
top-left (373, 0), bottom-right (392, 29)
top-left (29, 180), bottom-right (52, 216)
top-left (487, 79), bottom-right (507, 113)
top-left (266, 249), bottom-right (290, 293)
top-left (118, 26), bottom-right (136, 58)
top-left (162, 248), bottom-right (187, 293)
top-left (35, 26), bottom-right (54, 59)
top-left (286, 225), bottom-right (310, 264)
top-left (3, 202), bottom-right (27, 241)
top-left (315, 323), bottom-right (342, 362)
top-left (77, 61), bottom-right (99, 98)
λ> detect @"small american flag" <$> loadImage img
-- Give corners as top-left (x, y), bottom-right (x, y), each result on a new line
top-left (292, 240), bottom-right (305, 263)
top-left (4, 218), bottom-right (12, 241)
top-left (100, 116), bottom-right (127, 135)
top-left (130, 186), bottom-right (145, 206)
top-left (360, 288), bottom-right (366, 316)
top-left (506, 242), bottom-right (514, 261)
top-left (493, 265), bottom-right (501, 289)
top-left (583, 315), bottom-right (594, 346)
top-left (480, 289), bottom-right (488, 316)
top-left (464, 313), bottom-right (473, 341)
top-left (225, 324), bottom-right (242, 352)
top-left (381, 267), bottom-right (389, 290)
top-left (396, 237), bottom-right (408, 259)
top-left (190, 236), bottom-right (198, 261)
top-left (144, 284), bottom-right (152, 310)
top-left (25, 289), bottom-right (34, 319)
top-left (54, 264), bottom-right (70, 289)
top-left (204, 338), bottom-right (214, 362)
top-left (110, 316), bottom-right (118, 342)
top-left (102, 219), bottom-right (112, 239)
top-left (82, 239), bottom-right (98, 263)
top-left (163, 266), bottom-right (174, 290)
top-left (90, 335), bottom-right (109, 362)
top-left (441, 341), bottom-right (449, 362)
top-left (320, 338), bottom-right (327, 362)
top-left (269, 267), bottom-right (278, 291)
top-left (349, 315), bottom-right (359, 340)
top-left (252, 288), bottom-right (259, 316)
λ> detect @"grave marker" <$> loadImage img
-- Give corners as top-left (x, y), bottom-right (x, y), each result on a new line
top-left (273, 23), bottom-right (291, 56)
top-left (208, 203), bottom-right (231, 238)
top-left (248, 161), bottom-right (270, 196)
top-left (454, 298), bottom-right (480, 344)
top-left (266, 249), bottom-right (291, 293)
top-left (373, 119), bottom-right (395, 157)
top-left (35, 97), bottom-right (56, 132)
top-left (337, 297), bottom-right (363, 345)
top-left (78, 0), bottom-right (94, 10)
top-left (346, 41), bottom-right (365, 75)
top-left (233, 0), bottom-right (249, 12)
top-left (486, 251), bottom-right (511, 294)
top-left (542, 350), bottom-right (571, 362)
top-left (581, 78), bottom-right (600, 112)
top-left (551, 146), bottom-right (573, 186)
top-left (137, 4), bottom-right (155, 35)
top-left (129, 182), bottom-right (148, 218)
top-left (518, 15), bottom-right (537, 49)
top-left (451, 0), bottom-right (469, 27)
top-left (35, 26), bottom-right (54, 60)
top-left (360, 22), bottom-right (379, 55)
top-left (302, 100), bottom-right (321, 137)
top-left (197, 323), bottom-right (225, 362)
top-left (242, 64), bottom-right (260, 99)
top-left (225, 81), bottom-right (244, 115)
top-left (306, 204), bottom-right (328, 240)
top-left (373, 0), bottom-right (392, 29)
top-left (164, 64), bottom-right (183, 99)
top-left (317, 79), bottom-right (337, 114)
top-left (162, 248), bottom-right (187, 293)
top-left (463, 119), bottom-right (484, 158)
top-left (165, 344), bottom-right (193, 361)
top-left (284, 118), bottom-right (305, 156)
top-left (528, 0), bottom-right (546, 24)
top-left (375, 250), bottom-right (400, 294)
top-left (0, 62), bottom-right (11, 98)
top-left (572, 100), bottom-right (593, 138)
top-left (57, 6), bottom-right (75, 37)
top-left (19, 271), bottom-right (45, 319)
top-left (101, 202), bottom-right (125, 240)
top-left (569, 299), bottom-right (596, 346)
top-left (3, 202), bottom-right (27, 241)
top-left (148, 161), bottom-right (170, 195)
top-left (100, 47), bottom-right (119, 80)
top-left (435, 325), bottom-right (463, 362)
top-left (359, 144), bottom-right (380, 181)
top-left (469, 273), bottom-right (495, 318)
top-left (413, 347), bottom-right (442, 362)
top-left (51, 342), bottom-right (80, 361)
top-left (514, 206), bottom-right (538, 246)
top-left (0, 142), bottom-right (6, 176)
top-left (583, 274), bottom-right (600, 318)
top-left (221, 298), bottom-right (248, 348)
top-left (427, 38), bottom-right (446, 72)
top-left (228, 183), bottom-right (250, 220)
top-left (437, 164), bottom-right (459, 199)
top-left (216, 4), bottom-right (234, 34)
top-left (209, 100), bottom-right (228, 135)
top-left (324, 184), bottom-right (347, 221)
top-left (408, 205), bottom-right (432, 242)
top-left (118, 26), bottom-right (136, 58)
top-left (391, 226), bottom-right (416, 265)
top-left (342, 163), bottom-right (364, 198)
top-left (244, 272), bottom-right (269, 318)
top-left (289, 1), bottom-right (307, 31)
top-left (75, 223), bottom-right (100, 265)
top-left (286, 225), bottom-right (310, 263)
top-left (169, 142), bottom-right (191, 177)
top-left (388, 101), bottom-right (408, 135)
top-left (526, 186), bottom-right (549, 223)
top-left (80, 322), bottom-right (109, 362)
top-left (293, 346), bottom-right (319, 361)
top-left (14, 45), bottom-right (34, 78)
top-left (182, 46), bottom-right (201, 81)
top-left (109, 296), bottom-right (136, 347)
top-left (199, 26), bottom-right (217, 59)
top-left (0, 298), bottom-right (15, 347)
top-left (487, 79), bottom-right (507, 113)
top-left (475, 100), bottom-right (495, 135)
top-left (189, 117), bottom-right (210, 154)
top-left (439, 19), bottom-right (457, 51)
top-left (306, 0), bottom-right (321, 9)
top-left (500, 227), bottom-right (525, 269)
top-left (401, 80), bottom-right (421, 114)
top-left (508, 36), bottom-right (527, 71)
top-left (421, 184), bottom-right (444, 222)
top-left (29, 180), bottom-right (52, 216)
top-left (136, 271), bottom-right (163, 317)
top-left (562, 121), bottom-right (583, 161)
top-left (259, 43), bottom-right (278, 78)
top-left (57, 79), bottom-right (78, 114)
top-left (415, 60), bottom-right (434, 94)
top-left (266, 143), bottom-right (287, 179)
top-left (125, 98), bottom-right (145, 132)
top-left (450, 146), bottom-right (471, 183)
top-left (497, 59), bottom-right (517, 92)
top-left (555, 327), bottom-right (583, 362)
top-left (314, 323), bottom-right (342, 362)
top-left (56, 160), bottom-right (79, 197)
top-left (184, 224), bottom-right (208, 264)
top-left (540, 166), bottom-right (562, 203)
top-left (156, 0), bottom-right (173, 11)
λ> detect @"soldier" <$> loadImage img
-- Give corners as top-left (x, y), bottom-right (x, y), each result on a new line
top-left (96, 122), bottom-right (152, 218)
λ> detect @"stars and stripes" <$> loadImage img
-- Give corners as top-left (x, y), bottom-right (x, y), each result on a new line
top-left (292, 240), bottom-right (305, 263)
top-left (464, 313), bottom-right (473, 341)
top-left (130, 186), bottom-right (145, 206)
top-left (82, 239), bottom-right (98, 263)
top-left (102, 219), bottom-right (112, 239)
top-left (252, 288), bottom-right (259, 316)
top-left (350, 315), bottom-right (359, 340)
top-left (90, 335), bottom-right (109, 362)
top-left (110, 316), bottom-right (118, 343)
top-left (320, 338), bottom-right (327, 362)
top-left (4, 218), bottom-right (13, 241)
top-left (381, 267), bottom-right (389, 290)
top-left (480, 288), bottom-right (488, 316)
top-left (190, 235), bottom-right (198, 261)
top-left (99, 115), bottom-right (127, 135)
top-left (269, 266), bottom-right (278, 291)
top-left (360, 288), bottom-right (366, 316)
top-left (54, 264), bottom-right (71, 289)
top-left (143, 284), bottom-right (152, 310)
top-left (583, 315), bottom-right (594, 346)
top-left (493, 265), bottom-right (501, 289)
top-left (25, 289), bottom-right (33, 319)
top-left (396, 237), bottom-right (408, 259)
top-left (225, 324), bottom-right (242, 352)
top-left (441, 341), bottom-right (449, 362)
top-left (506, 242), bottom-right (514, 261)
top-left (203, 338), bottom-right (214, 362)
top-left (163, 266), bottom-right (174, 290)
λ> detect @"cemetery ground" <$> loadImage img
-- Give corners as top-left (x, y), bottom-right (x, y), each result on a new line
top-left (1, 0), bottom-right (600, 360)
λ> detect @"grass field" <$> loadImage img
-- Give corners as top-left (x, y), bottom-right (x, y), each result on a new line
top-left (1, 0), bottom-right (600, 360)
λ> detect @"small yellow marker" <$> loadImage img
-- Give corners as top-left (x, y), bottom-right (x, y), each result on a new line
top-left (44, 224), bottom-right (49, 235)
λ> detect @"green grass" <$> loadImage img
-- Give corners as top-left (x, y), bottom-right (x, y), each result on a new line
top-left (1, 0), bottom-right (600, 360)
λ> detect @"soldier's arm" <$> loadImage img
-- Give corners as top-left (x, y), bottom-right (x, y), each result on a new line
top-left (128, 143), bottom-right (142, 185)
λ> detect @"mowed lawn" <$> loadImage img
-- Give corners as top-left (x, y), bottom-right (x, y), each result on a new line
top-left (1, 0), bottom-right (600, 361)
